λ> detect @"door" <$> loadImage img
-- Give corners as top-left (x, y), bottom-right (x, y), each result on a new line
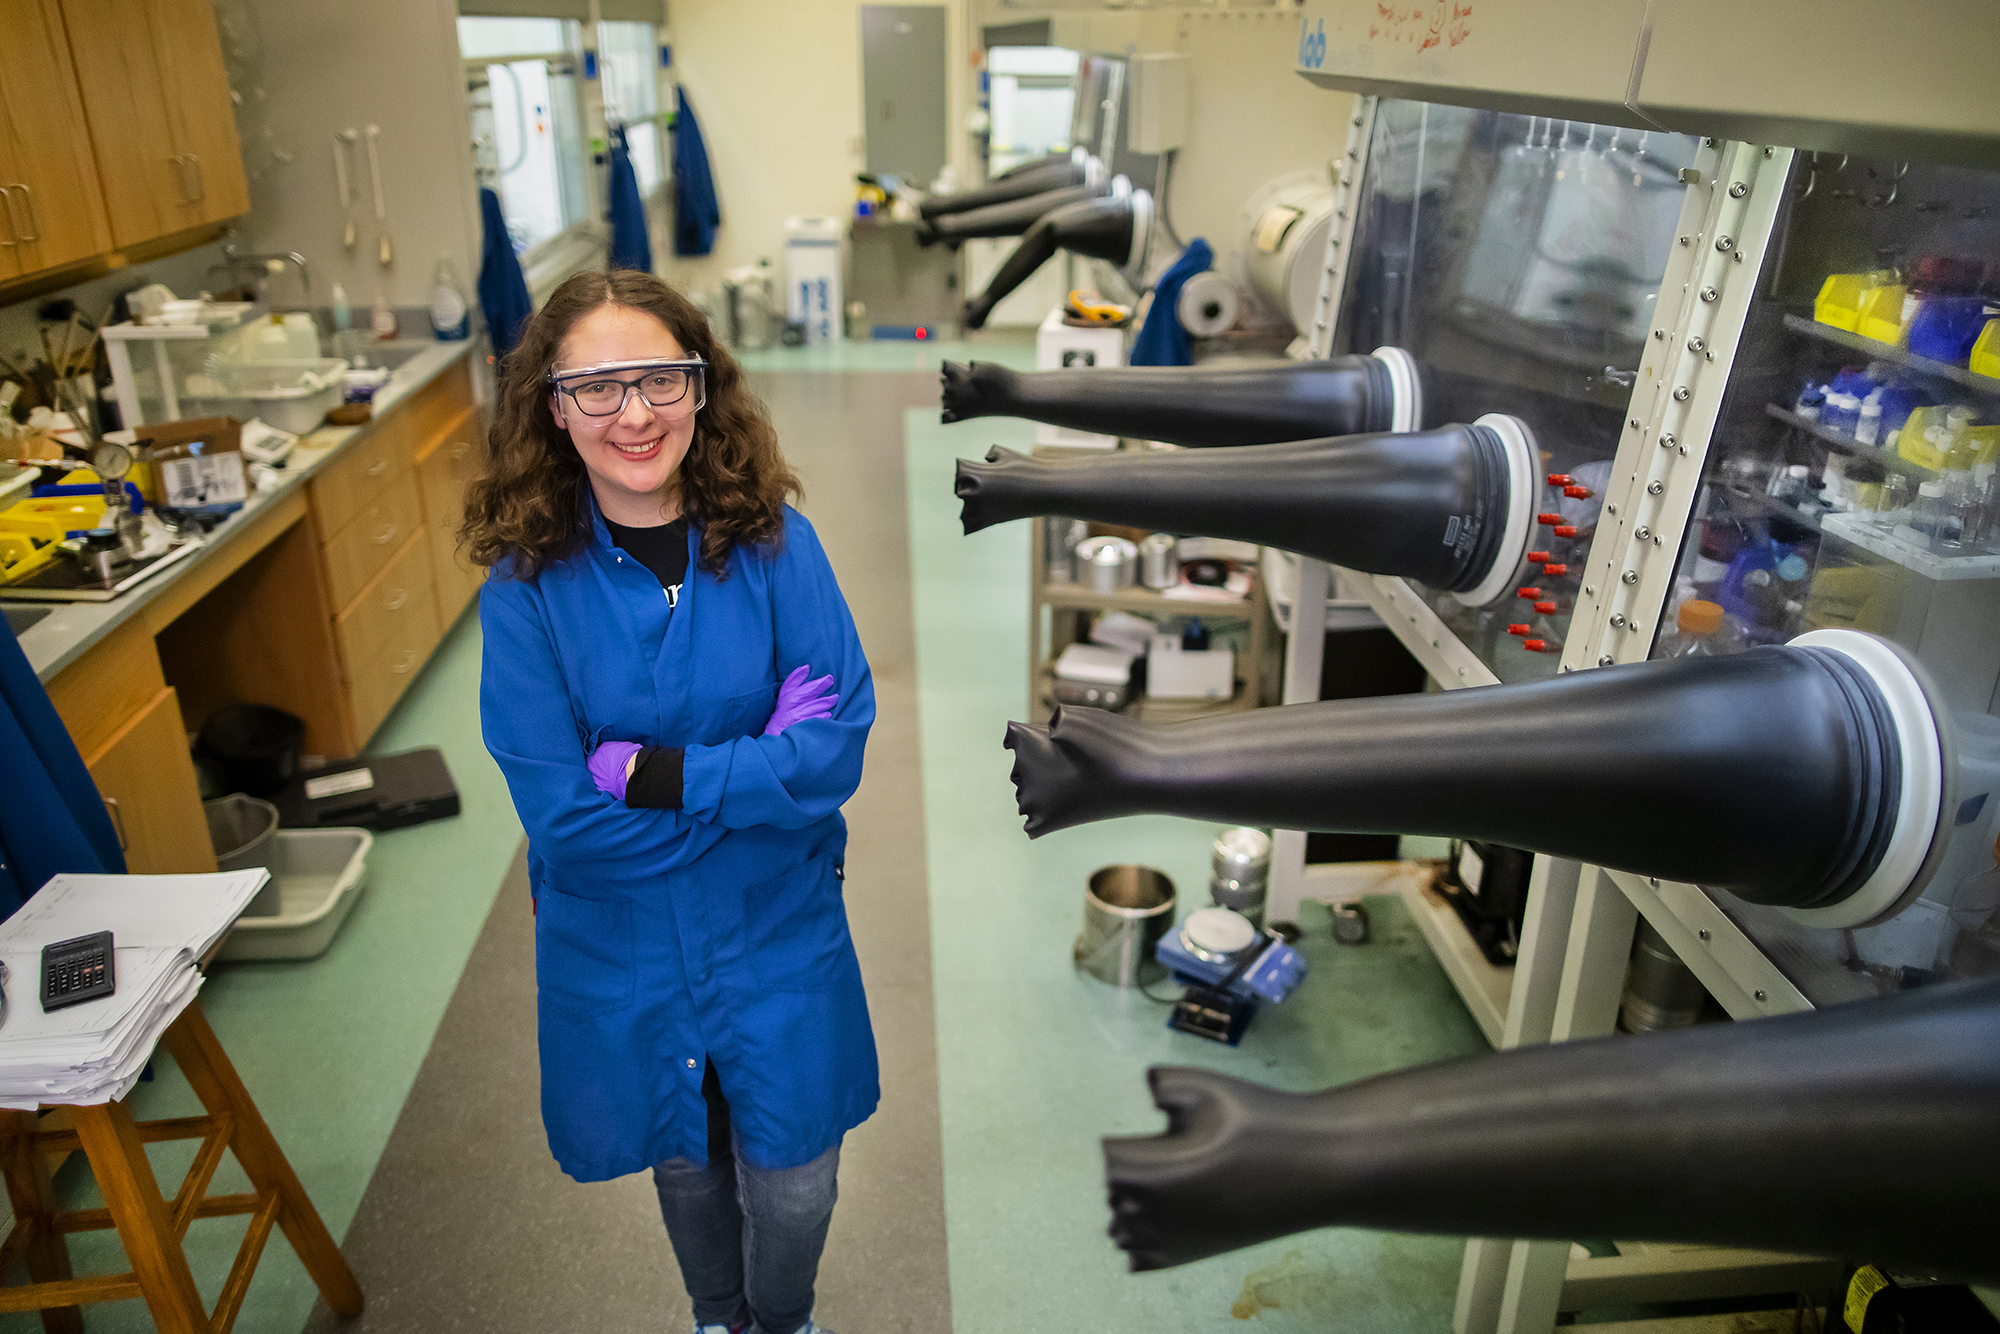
top-left (151, 0), bottom-right (251, 226)
top-left (0, 0), bottom-right (113, 275)
top-left (414, 404), bottom-right (488, 632)
top-left (87, 687), bottom-right (217, 875)
top-left (861, 5), bottom-right (947, 188)
top-left (60, 0), bottom-right (248, 247)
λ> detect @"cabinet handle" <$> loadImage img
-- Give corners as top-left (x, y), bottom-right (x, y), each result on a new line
top-left (0, 187), bottom-right (15, 247)
top-left (385, 588), bottom-right (409, 611)
top-left (391, 650), bottom-right (418, 675)
top-left (1, 185), bottom-right (34, 242)
top-left (188, 154), bottom-right (205, 202)
top-left (104, 797), bottom-right (128, 852)
top-left (169, 155), bottom-right (188, 202)
top-left (364, 457), bottom-right (389, 477)
top-left (373, 522), bottom-right (398, 545)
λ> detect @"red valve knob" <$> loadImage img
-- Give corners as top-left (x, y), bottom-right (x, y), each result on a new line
top-left (1537, 512), bottom-right (1564, 526)
top-left (1553, 525), bottom-right (1579, 538)
top-left (1534, 600), bottom-right (1558, 614)
top-left (1526, 551), bottom-right (1551, 564)
top-left (1523, 639), bottom-right (1549, 652)
top-left (1542, 563), bottom-right (1570, 577)
top-left (1564, 485), bottom-right (1593, 499)
top-left (1517, 586), bottom-right (1542, 599)
top-left (1547, 473), bottom-right (1572, 487)
top-left (1507, 623), bottom-right (1531, 636)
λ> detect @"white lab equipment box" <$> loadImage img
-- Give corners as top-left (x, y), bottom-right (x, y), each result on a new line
top-left (1127, 53), bottom-right (1190, 154)
top-left (1035, 306), bottom-right (1126, 449)
top-left (1146, 638), bottom-right (1235, 700)
top-left (784, 216), bottom-right (844, 344)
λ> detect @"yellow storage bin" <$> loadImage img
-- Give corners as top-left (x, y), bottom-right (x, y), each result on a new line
top-left (0, 492), bottom-right (109, 586)
top-left (1896, 406), bottom-right (1950, 470)
top-left (1971, 319), bottom-right (2000, 381)
top-left (0, 529), bottom-right (59, 584)
top-left (1855, 284), bottom-right (1910, 345)
top-left (1815, 270), bottom-right (1897, 333)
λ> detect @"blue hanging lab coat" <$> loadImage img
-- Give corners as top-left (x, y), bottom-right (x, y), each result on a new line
top-left (671, 86), bottom-right (720, 258)
top-left (1130, 236), bottom-right (1215, 368)
top-left (480, 502), bottom-right (879, 1182)
top-left (607, 126), bottom-right (653, 274)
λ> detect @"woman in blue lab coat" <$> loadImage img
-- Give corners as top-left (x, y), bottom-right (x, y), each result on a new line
top-left (463, 269), bottom-right (875, 1334)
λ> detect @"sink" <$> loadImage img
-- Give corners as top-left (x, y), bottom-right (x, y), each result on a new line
top-left (4, 605), bottom-right (50, 637)
top-left (342, 340), bottom-right (435, 374)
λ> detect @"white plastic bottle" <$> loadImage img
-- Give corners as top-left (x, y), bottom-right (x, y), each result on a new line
top-left (1855, 389), bottom-right (1884, 446)
top-left (430, 257), bottom-right (470, 341)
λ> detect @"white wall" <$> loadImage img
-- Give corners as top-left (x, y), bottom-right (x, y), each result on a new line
top-left (661, 0), bottom-right (972, 297)
top-left (225, 0), bottom-right (481, 314)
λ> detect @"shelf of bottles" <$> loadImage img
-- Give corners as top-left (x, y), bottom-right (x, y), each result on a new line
top-left (1651, 150), bottom-right (2000, 1007)
top-left (1330, 103), bottom-right (1701, 682)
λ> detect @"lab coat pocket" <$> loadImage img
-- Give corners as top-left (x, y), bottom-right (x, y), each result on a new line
top-left (714, 683), bottom-right (780, 742)
top-left (534, 888), bottom-right (636, 1019)
top-left (742, 853), bottom-right (851, 993)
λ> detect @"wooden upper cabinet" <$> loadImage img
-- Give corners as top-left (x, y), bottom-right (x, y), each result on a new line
top-left (0, 0), bottom-right (114, 274)
top-left (59, 0), bottom-right (250, 249)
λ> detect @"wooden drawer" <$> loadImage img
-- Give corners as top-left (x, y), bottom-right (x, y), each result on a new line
top-left (347, 573), bottom-right (443, 744)
top-left (335, 527), bottom-right (437, 684)
top-left (371, 358), bottom-right (476, 468)
top-left (323, 481), bottom-right (421, 611)
top-left (415, 404), bottom-right (486, 632)
top-left (311, 430), bottom-right (407, 540)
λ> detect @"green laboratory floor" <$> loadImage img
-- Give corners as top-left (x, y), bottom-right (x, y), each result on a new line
top-left (5, 334), bottom-right (1488, 1334)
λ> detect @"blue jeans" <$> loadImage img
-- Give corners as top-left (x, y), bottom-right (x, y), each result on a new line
top-left (653, 1063), bottom-right (839, 1334)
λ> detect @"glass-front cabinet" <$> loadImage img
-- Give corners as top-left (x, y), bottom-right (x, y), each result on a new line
top-left (1648, 151), bottom-right (2000, 1005)
top-left (1333, 102), bottom-right (1699, 682)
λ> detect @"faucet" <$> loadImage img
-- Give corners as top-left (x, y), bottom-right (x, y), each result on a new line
top-left (219, 243), bottom-right (312, 301)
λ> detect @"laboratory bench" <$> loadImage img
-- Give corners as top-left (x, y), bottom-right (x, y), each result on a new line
top-left (4, 340), bottom-right (485, 876)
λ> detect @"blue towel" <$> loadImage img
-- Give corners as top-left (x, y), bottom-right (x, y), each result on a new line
top-left (607, 125), bottom-right (653, 274)
top-left (0, 624), bottom-right (123, 919)
top-left (672, 86), bottom-right (720, 258)
top-left (1130, 237), bottom-right (1214, 367)
top-left (477, 186), bottom-right (534, 359)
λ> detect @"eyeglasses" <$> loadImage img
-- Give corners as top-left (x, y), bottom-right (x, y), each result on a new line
top-left (549, 357), bottom-right (707, 418)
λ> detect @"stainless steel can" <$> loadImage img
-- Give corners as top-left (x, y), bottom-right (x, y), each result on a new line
top-left (1076, 535), bottom-right (1138, 593)
top-left (1139, 532), bottom-right (1179, 589)
top-left (1074, 865), bottom-right (1176, 986)
top-left (1045, 518), bottom-right (1088, 584)
top-left (1209, 826), bottom-right (1271, 928)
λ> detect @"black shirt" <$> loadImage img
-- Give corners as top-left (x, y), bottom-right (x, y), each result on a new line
top-left (604, 515), bottom-right (691, 809)
top-left (606, 515), bottom-right (691, 605)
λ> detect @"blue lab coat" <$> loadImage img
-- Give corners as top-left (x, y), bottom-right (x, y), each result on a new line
top-left (479, 501), bottom-right (878, 1182)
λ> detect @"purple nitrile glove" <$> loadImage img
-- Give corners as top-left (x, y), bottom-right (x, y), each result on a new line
top-left (587, 740), bottom-right (645, 801)
top-left (764, 663), bottom-right (839, 736)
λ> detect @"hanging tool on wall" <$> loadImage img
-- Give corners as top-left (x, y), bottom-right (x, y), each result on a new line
top-left (334, 128), bottom-right (359, 252)
top-left (365, 124), bottom-right (393, 268)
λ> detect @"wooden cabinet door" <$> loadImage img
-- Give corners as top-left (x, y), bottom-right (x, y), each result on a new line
top-left (414, 404), bottom-right (487, 632)
top-left (58, 0), bottom-right (246, 248)
top-left (151, 0), bottom-right (249, 227)
top-left (85, 686), bottom-right (217, 875)
top-left (0, 0), bottom-right (113, 273)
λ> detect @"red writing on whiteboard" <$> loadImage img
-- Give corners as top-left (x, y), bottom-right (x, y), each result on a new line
top-left (1367, 1), bottom-right (1472, 50)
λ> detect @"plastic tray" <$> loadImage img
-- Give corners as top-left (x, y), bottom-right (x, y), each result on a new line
top-left (217, 827), bottom-right (371, 961)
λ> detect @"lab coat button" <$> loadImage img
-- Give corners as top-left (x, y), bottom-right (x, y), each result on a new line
top-left (685, 1058), bottom-right (697, 1069)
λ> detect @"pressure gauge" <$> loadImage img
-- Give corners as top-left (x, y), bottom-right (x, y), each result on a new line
top-left (91, 440), bottom-right (132, 481)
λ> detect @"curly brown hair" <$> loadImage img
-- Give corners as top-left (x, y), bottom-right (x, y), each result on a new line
top-left (461, 269), bottom-right (800, 580)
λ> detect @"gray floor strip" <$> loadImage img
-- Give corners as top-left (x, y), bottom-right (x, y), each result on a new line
top-left (303, 368), bottom-right (950, 1334)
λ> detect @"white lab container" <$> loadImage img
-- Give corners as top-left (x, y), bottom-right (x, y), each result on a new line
top-left (1146, 638), bottom-right (1235, 699)
top-left (784, 216), bottom-right (844, 344)
top-left (218, 827), bottom-right (371, 961)
top-left (1035, 306), bottom-right (1126, 449)
top-left (181, 358), bottom-right (350, 435)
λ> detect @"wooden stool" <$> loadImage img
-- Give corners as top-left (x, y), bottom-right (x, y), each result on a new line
top-left (0, 1000), bottom-right (363, 1333)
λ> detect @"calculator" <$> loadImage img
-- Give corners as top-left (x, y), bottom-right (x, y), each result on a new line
top-left (41, 932), bottom-right (116, 1012)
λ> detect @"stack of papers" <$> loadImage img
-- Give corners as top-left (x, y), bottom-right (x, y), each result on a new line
top-left (0, 871), bottom-right (270, 1108)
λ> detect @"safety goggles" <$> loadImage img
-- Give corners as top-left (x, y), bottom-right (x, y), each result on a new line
top-left (548, 357), bottom-right (708, 418)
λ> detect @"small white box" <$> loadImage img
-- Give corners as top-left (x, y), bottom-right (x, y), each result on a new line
top-left (1146, 642), bottom-right (1235, 699)
top-left (1054, 642), bottom-right (1136, 685)
top-left (785, 216), bottom-right (844, 345)
top-left (1127, 53), bottom-right (1190, 154)
top-left (1035, 307), bottom-right (1125, 449)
